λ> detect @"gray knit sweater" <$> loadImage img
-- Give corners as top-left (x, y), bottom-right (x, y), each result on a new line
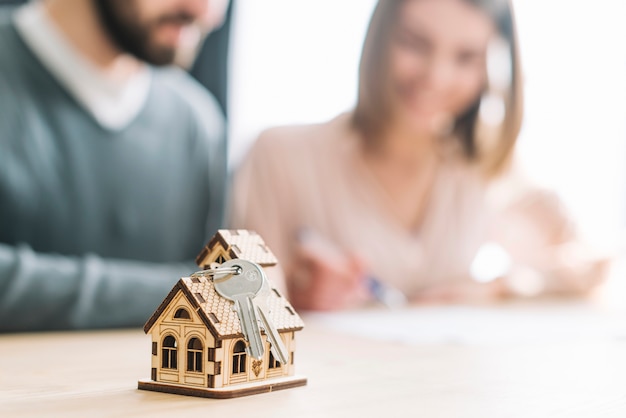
top-left (0, 12), bottom-right (227, 331)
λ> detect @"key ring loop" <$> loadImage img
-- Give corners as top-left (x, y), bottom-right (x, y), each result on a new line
top-left (188, 265), bottom-right (242, 282)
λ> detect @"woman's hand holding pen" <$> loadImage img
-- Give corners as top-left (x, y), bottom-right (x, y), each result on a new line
top-left (287, 230), bottom-right (370, 311)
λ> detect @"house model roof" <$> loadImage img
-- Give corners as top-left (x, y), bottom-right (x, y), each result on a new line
top-left (144, 230), bottom-right (304, 338)
top-left (195, 229), bottom-right (278, 268)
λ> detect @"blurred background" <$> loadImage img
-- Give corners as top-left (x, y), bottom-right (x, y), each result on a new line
top-left (227, 0), bottom-right (626, 257)
top-left (2, 0), bottom-right (623, 248)
top-left (1, 0), bottom-right (624, 293)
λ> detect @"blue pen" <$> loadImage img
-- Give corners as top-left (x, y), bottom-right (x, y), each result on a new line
top-left (364, 275), bottom-right (408, 309)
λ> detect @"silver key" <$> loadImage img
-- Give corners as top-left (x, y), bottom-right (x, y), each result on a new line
top-left (213, 259), bottom-right (265, 359)
top-left (255, 277), bottom-right (289, 365)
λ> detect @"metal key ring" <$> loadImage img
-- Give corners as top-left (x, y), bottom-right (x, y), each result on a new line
top-left (188, 265), bottom-right (243, 282)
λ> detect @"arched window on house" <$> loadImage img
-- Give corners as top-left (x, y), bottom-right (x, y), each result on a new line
top-left (162, 336), bottom-right (178, 369)
top-left (174, 308), bottom-right (190, 319)
top-left (232, 340), bottom-right (246, 374)
top-left (187, 338), bottom-right (203, 372)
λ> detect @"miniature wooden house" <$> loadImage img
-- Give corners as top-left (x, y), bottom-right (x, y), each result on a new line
top-left (138, 230), bottom-right (306, 398)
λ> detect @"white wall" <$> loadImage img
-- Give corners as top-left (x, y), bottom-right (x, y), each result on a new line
top-left (228, 0), bottom-right (377, 165)
top-left (513, 0), bottom-right (626, 248)
top-left (228, 0), bottom-right (626, 248)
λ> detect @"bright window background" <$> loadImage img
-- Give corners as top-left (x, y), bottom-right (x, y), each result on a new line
top-left (228, 0), bottom-right (626, 250)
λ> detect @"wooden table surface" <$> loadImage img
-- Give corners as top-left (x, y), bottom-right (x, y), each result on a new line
top-left (2, 300), bottom-right (626, 418)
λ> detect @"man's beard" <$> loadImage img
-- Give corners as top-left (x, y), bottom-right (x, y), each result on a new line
top-left (93, 0), bottom-right (195, 66)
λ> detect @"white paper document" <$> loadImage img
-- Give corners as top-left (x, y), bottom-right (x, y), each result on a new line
top-left (304, 302), bottom-right (626, 345)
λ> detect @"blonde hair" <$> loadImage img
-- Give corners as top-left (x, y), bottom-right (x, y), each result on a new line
top-left (352, 0), bottom-right (524, 176)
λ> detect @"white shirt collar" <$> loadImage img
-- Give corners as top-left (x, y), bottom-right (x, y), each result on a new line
top-left (13, 2), bottom-right (152, 131)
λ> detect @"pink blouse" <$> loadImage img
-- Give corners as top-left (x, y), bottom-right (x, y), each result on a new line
top-left (231, 113), bottom-right (606, 299)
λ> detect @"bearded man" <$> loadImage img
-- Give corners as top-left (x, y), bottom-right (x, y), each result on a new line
top-left (0, 0), bottom-right (230, 331)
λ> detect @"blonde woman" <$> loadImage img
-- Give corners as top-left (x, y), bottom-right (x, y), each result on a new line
top-left (232, 0), bottom-right (607, 310)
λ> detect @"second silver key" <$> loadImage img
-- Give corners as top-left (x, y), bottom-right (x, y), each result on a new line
top-left (213, 259), bottom-right (265, 359)
top-left (255, 278), bottom-right (289, 365)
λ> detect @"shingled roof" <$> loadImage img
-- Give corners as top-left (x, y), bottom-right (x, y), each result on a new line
top-left (144, 229), bottom-right (302, 338)
top-left (195, 230), bottom-right (278, 268)
top-left (143, 274), bottom-right (303, 337)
